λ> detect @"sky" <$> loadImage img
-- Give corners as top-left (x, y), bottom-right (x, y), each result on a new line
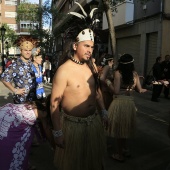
top-left (28, 0), bottom-right (41, 3)
top-left (27, 0), bottom-right (52, 30)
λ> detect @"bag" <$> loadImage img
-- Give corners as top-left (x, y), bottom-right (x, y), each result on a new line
top-left (145, 75), bottom-right (155, 85)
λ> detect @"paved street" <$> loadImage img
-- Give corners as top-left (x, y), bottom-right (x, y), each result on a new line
top-left (0, 81), bottom-right (170, 170)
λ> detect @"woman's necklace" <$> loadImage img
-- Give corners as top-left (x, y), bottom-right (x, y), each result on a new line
top-left (70, 56), bottom-right (84, 65)
top-left (34, 64), bottom-right (39, 68)
top-left (33, 64), bottom-right (40, 75)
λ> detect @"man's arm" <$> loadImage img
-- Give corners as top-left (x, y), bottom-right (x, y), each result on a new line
top-left (50, 66), bottom-right (67, 148)
top-left (1, 81), bottom-right (25, 95)
top-left (135, 72), bottom-right (147, 93)
top-left (96, 88), bottom-right (109, 129)
top-left (1, 64), bottom-right (26, 95)
top-left (1, 81), bottom-right (16, 93)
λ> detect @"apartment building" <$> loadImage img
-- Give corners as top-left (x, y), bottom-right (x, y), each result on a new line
top-left (0, 0), bottom-right (17, 30)
top-left (0, 0), bottom-right (18, 57)
top-left (0, 0), bottom-right (39, 56)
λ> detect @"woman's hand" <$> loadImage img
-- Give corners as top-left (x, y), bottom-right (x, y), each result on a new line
top-left (55, 135), bottom-right (65, 149)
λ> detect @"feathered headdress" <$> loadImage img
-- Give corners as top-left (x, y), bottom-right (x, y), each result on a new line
top-left (15, 36), bottom-right (38, 50)
top-left (67, 2), bottom-right (100, 42)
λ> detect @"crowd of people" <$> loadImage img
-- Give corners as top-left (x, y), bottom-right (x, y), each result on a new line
top-left (0, 36), bottom-right (53, 170)
top-left (0, 2), bottom-right (169, 170)
top-left (151, 55), bottom-right (170, 102)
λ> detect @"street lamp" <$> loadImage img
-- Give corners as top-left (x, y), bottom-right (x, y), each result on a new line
top-left (0, 26), bottom-right (6, 71)
top-left (1, 26), bottom-right (6, 57)
top-left (5, 41), bottom-right (9, 57)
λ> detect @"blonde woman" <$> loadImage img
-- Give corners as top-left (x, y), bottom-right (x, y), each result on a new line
top-left (32, 48), bottom-right (46, 100)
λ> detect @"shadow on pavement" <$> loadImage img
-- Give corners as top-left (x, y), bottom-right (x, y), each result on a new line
top-left (0, 92), bottom-right (13, 106)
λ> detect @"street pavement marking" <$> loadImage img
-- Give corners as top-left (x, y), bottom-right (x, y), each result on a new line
top-left (138, 110), bottom-right (169, 126)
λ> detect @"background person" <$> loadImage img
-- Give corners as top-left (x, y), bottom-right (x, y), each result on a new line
top-left (5, 58), bottom-right (12, 68)
top-left (161, 55), bottom-right (170, 99)
top-left (0, 36), bottom-right (37, 104)
top-left (100, 54), bottom-right (115, 109)
top-left (50, 2), bottom-right (108, 170)
top-left (0, 98), bottom-right (54, 170)
top-left (32, 47), bottom-right (46, 100)
top-left (43, 57), bottom-right (51, 84)
top-left (31, 47), bottom-right (47, 147)
top-left (151, 57), bottom-right (164, 102)
top-left (108, 54), bottom-right (147, 162)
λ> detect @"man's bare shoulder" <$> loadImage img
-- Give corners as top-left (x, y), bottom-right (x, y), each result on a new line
top-left (54, 60), bottom-right (73, 78)
top-left (57, 60), bottom-right (72, 71)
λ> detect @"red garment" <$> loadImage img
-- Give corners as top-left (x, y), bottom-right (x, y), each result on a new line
top-left (5, 60), bottom-right (12, 68)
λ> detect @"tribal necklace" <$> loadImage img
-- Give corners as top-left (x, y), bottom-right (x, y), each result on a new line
top-left (70, 56), bottom-right (84, 65)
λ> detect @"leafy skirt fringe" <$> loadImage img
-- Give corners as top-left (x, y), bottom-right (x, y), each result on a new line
top-left (54, 113), bottom-right (106, 170)
top-left (108, 95), bottom-right (136, 138)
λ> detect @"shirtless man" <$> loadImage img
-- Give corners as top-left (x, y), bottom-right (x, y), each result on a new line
top-left (50, 28), bottom-right (108, 169)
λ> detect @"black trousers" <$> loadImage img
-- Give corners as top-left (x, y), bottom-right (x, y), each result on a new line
top-left (164, 86), bottom-right (169, 98)
top-left (151, 84), bottom-right (163, 100)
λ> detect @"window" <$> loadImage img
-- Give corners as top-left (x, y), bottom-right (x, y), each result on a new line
top-left (7, 24), bottom-right (17, 30)
top-left (20, 22), bottom-right (38, 29)
top-left (21, 24), bottom-right (27, 28)
top-left (5, 12), bottom-right (17, 18)
top-left (5, 0), bottom-right (17, 5)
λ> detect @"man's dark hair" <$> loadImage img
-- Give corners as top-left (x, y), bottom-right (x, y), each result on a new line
top-left (156, 57), bottom-right (161, 63)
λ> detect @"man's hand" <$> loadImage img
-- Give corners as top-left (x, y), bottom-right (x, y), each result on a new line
top-left (14, 88), bottom-right (26, 95)
top-left (101, 109), bottom-right (109, 130)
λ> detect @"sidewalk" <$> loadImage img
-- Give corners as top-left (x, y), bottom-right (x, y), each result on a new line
top-left (0, 81), bottom-right (13, 106)
top-left (42, 82), bottom-right (170, 170)
top-left (41, 83), bottom-right (170, 170)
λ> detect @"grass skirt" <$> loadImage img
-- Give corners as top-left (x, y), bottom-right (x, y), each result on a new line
top-left (54, 113), bottom-right (106, 170)
top-left (108, 95), bottom-right (136, 138)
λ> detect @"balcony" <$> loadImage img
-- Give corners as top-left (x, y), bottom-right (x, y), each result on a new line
top-left (53, 0), bottom-right (98, 34)
top-left (102, 0), bottom-right (134, 30)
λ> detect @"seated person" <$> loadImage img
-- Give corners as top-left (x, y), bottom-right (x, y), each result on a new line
top-left (0, 95), bottom-right (54, 170)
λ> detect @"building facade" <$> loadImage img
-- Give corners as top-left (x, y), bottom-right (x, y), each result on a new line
top-left (0, 0), bottom-right (39, 57)
top-left (0, 0), bottom-right (18, 56)
top-left (103, 0), bottom-right (170, 76)
top-left (52, 0), bottom-right (170, 76)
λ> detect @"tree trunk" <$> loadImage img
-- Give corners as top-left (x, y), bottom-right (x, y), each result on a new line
top-left (102, 0), bottom-right (116, 57)
top-left (39, 0), bottom-right (42, 29)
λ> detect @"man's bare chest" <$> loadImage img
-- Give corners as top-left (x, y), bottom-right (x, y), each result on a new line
top-left (67, 68), bottom-right (95, 88)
